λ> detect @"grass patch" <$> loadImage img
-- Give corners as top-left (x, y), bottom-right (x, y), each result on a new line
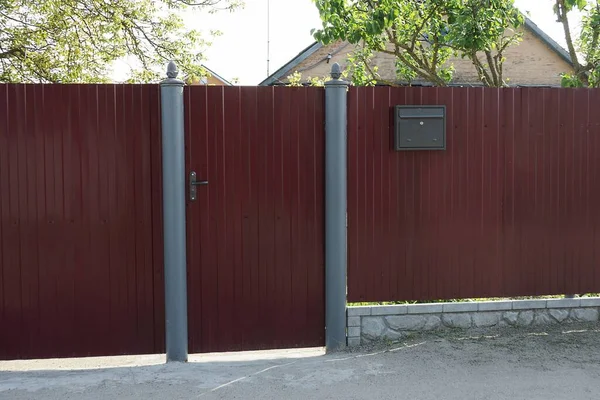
top-left (348, 293), bottom-right (600, 307)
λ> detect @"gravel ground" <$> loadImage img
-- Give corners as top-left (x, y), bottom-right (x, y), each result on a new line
top-left (1, 322), bottom-right (599, 400)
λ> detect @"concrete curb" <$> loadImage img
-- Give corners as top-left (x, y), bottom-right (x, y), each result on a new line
top-left (347, 298), bottom-right (600, 346)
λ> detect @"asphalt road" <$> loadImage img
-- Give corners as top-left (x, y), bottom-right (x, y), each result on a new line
top-left (1, 322), bottom-right (599, 400)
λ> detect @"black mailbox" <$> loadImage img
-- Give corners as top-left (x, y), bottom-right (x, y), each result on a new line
top-left (394, 105), bottom-right (446, 151)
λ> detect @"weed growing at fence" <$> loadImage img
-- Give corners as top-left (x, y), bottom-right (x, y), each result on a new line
top-left (348, 293), bottom-right (600, 307)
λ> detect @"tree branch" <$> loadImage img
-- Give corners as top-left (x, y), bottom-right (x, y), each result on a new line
top-left (383, 25), bottom-right (445, 85)
top-left (556, 0), bottom-right (589, 85)
top-left (485, 50), bottom-right (499, 86)
top-left (0, 47), bottom-right (25, 59)
top-left (470, 52), bottom-right (493, 86)
top-left (362, 60), bottom-right (396, 86)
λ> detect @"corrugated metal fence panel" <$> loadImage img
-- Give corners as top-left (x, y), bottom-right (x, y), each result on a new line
top-left (348, 86), bottom-right (600, 302)
top-left (185, 86), bottom-right (325, 352)
top-left (0, 84), bottom-right (164, 360)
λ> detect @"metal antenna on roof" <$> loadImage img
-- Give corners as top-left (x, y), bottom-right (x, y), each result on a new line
top-left (267, 0), bottom-right (270, 77)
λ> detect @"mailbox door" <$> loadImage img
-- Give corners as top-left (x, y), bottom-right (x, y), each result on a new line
top-left (394, 106), bottom-right (446, 150)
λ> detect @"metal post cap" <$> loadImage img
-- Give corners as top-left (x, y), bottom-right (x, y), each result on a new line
top-left (330, 63), bottom-right (342, 80)
top-left (167, 61), bottom-right (179, 79)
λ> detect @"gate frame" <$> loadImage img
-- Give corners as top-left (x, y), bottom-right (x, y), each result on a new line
top-left (159, 63), bottom-right (348, 361)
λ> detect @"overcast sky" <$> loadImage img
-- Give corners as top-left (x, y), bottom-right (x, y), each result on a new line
top-left (116, 0), bottom-right (582, 84)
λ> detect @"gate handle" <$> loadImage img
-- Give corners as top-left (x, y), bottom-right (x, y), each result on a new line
top-left (189, 171), bottom-right (208, 201)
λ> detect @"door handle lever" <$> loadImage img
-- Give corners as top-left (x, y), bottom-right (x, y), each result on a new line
top-left (189, 171), bottom-right (208, 201)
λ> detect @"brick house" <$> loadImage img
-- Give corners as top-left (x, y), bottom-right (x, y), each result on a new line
top-left (260, 18), bottom-right (573, 87)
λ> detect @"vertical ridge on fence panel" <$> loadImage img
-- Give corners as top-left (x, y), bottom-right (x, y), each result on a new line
top-left (372, 88), bottom-right (387, 300)
top-left (403, 87), bottom-right (418, 301)
top-left (2, 85), bottom-right (22, 357)
top-left (286, 87), bottom-right (300, 346)
top-left (544, 89), bottom-right (559, 296)
top-left (125, 86), bottom-right (139, 351)
top-left (435, 87), bottom-right (452, 300)
top-left (68, 85), bottom-right (83, 356)
top-left (575, 89), bottom-right (594, 294)
top-left (292, 87), bottom-right (309, 346)
top-left (421, 88), bottom-right (439, 299)
top-left (97, 85), bottom-right (107, 352)
top-left (14, 84), bottom-right (29, 356)
top-left (18, 85), bottom-right (35, 358)
top-left (132, 85), bottom-right (155, 354)
top-left (387, 88), bottom-right (401, 301)
top-left (570, 89), bottom-right (582, 293)
top-left (591, 90), bottom-right (600, 291)
top-left (223, 87), bottom-right (240, 352)
top-left (27, 84), bottom-right (44, 355)
top-left (480, 86), bottom-right (499, 298)
top-left (539, 89), bottom-right (552, 295)
top-left (531, 87), bottom-right (545, 295)
top-left (231, 87), bottom-right (245, 351)
top-left (211, 86), bottom-right (230, 352)
top-left (242, 87), bottom-right (260, 348)
top-left (501, 88), bottom-right (515, 296)
top-left (583, 88), bottom-right (595, 294)
top-left (94, 85), bottom-right (110, 354)
top-left (347, 87), bottom-right (358, 301)
top-left (279, 86), bottom-right (294, 347)
top-left (206, 85), bottom-right (221, 351)
top-left (558, 89), bottom-right (572, 294)
top-left (362, 87), bottom-right (374, 300)
top-left (257, 86), bottom-right (275, 349)
top-left (110, 85), bottom-right (126, 353)
top-left (44, 84), bottom-right (64, 356)
top-left (310, 88), bottom-right (325, 346)
top-left (0, 84), bottom-right (6, 359)
top-left (514, 87), bottom-right (530, 295)
top-left (185, 85), bottom-right (201, 353)
top-left (138, 85), bottom-right (154, 353)
top-left (448, 86), bottom-right (458, 299)
top-left (149, 84), bottom-right (165, 354)
top-left (272, 87), bottom-right (287, 348)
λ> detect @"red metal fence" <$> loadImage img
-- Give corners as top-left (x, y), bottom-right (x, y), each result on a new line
top-left (348, 86), bottom-right (600, 302)
top-left (0, 84), bottom-right (165, 360)
top-left (185, 86), bottom-right (326, 352)
top-left (4, 82), bottom-right (600, 358)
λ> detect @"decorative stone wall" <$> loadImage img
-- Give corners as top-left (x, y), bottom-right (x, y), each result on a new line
top-left (347, 298), bottom-right (600, 347)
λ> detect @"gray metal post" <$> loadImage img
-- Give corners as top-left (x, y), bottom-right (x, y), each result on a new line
top-left (324, 63), bottom-right (348, 351)
top-left (160, 61), bottom-right (188, 362)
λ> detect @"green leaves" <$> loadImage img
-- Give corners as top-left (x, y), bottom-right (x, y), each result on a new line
top-left (346, 46), bottom-right (378, 86)
top-left (564, 0), bottom-right (588, 11)
top-left (576, 2), bottom-right (600, 87)
top-left (312, 0), bottom-right (522, 86)
top-left (556, 1), bottom-right (600, 87)
top-left (0, 0), bottom-right (241, 82)
top-left (560, 72), bottom-right (584, 87)
top-left (446, 0), bottom-right (523, 52)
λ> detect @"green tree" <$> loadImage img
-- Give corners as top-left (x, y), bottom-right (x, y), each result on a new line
top-left (0, 0), bottom-right (241, 83)
top-left (312, 0), bottom-right (523, 86)
top-left (555, 0), bottom-right (600, 87)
